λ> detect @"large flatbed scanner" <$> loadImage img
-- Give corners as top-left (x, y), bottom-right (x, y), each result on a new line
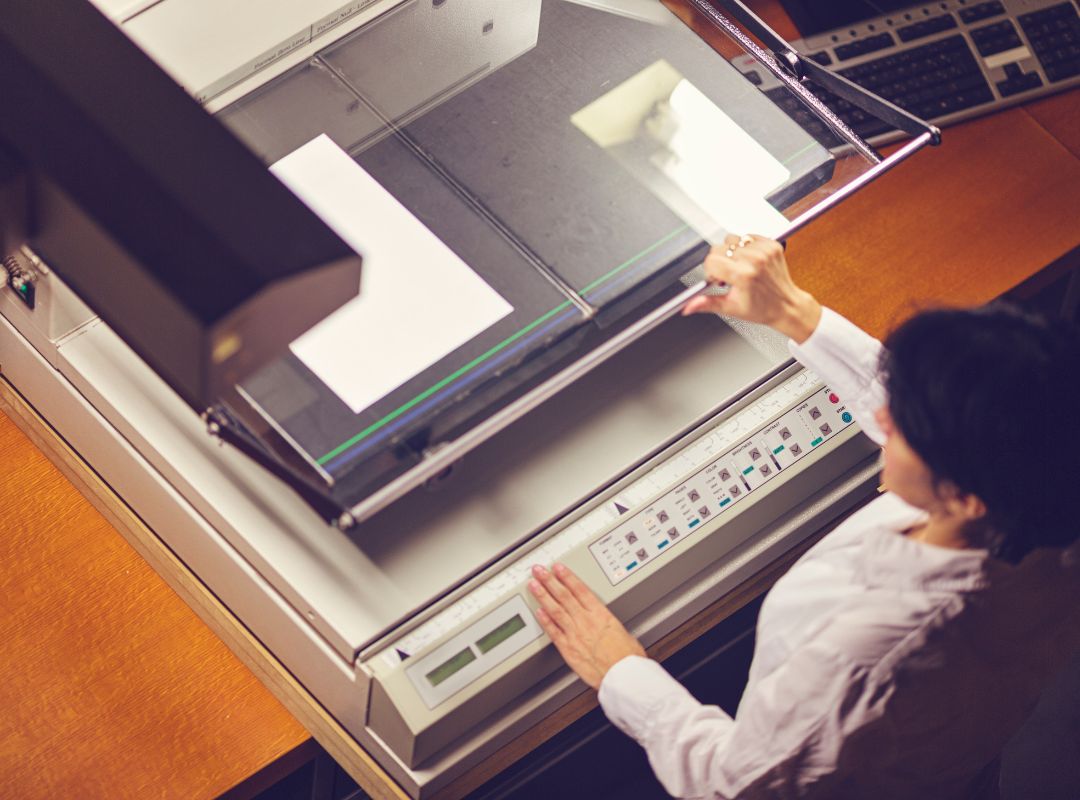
top-left (0, 1), bottom-right (938, 795)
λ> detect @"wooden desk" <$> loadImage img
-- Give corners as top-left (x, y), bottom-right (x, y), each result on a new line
top-left (0, 400), bottom-right (313, 800)
top-left (1, 3), bottom-right (1077, 797)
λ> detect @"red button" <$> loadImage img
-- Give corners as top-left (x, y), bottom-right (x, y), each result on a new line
top-left (829, 393), bottom-right (839, 404)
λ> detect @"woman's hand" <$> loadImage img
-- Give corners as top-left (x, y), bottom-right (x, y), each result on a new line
top-left (528, 563), bottom-right (646, 690)
top-left (682, 233), bottom-right (823, 344)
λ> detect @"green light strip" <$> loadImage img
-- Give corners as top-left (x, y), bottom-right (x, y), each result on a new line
top-left (314, 220), bottom-right (718, 466)
top-left (579, 224), bottom-right (690, 296)
top-left (317, 300), bottom-right (574, 464)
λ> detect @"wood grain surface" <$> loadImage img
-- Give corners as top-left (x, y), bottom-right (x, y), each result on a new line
top-left (1023, 90), bottom-right (1080, 159)
top-left (788, 108), bottom-right (1080, 340)
top-left (0, 408), bottom-right (311, 800)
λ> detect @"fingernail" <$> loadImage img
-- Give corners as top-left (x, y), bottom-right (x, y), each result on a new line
top-left (553, 563), bottom-right (568, 576)
top-left (532, 564), bottom-right (547, 578)
top-left (528, 579), bottom-right (541, 594)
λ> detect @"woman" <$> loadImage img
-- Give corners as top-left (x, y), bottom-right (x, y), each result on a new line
top-left (528, 234), bottom-right (1080, 799)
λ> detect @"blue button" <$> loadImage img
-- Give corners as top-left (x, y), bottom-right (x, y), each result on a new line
top-left (841, 412), bottom-right (853, 424)
top-left (658, 540), bottom-right (670, 549)
top-left (719, 497), bottom-right (731, 507)
top-left (742, 466), bottom-right (754, 475)
top-left (688, 519), bottom-right (700, 529)
top-left (811, 437), bottom-right (823, 447)
top-left (626, 561), bottom-right (638, 570)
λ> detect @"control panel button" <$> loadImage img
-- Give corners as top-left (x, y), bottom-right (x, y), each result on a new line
top-left (585, 380), bottom-right (854, 588)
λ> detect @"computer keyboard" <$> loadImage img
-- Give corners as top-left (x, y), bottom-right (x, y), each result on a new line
top-left (735, 0), bottom-right (1080, 145)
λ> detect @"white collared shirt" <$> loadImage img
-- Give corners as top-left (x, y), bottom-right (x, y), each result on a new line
top-left (598, 309), bottom-right (1080, 799)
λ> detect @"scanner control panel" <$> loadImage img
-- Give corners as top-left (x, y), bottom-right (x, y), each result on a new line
top-left (589, 384), bottom-right (853, 585)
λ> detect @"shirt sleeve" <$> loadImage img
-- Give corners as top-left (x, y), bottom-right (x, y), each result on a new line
top-left (598, 648), bottom-right (884, 799)
top-left (787, 308), bottom-right (888, 446)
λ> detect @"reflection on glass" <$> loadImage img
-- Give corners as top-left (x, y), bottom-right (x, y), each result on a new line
top-left (572, 60), bottom-right (792, 242)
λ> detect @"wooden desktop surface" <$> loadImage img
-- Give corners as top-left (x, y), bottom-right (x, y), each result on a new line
top-left (1, 2), bottom-right (1077, 798)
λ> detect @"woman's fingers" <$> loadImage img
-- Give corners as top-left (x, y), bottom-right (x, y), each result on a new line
top-left (528, 576), bottom-right (575, 632)
top-left (552, 563), bottom-right (603, 611)
top-left (535, 607), bottom-right (568, 646)
top-left (702, 248), bottom-right (734, 283)
top-left (533, 564), bottom-right (583, 612)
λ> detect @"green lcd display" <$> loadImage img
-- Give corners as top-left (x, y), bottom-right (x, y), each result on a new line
top-left (425, 647), bottom-right (477, 687)
top-left (475, 614), bottom-right (527, 655)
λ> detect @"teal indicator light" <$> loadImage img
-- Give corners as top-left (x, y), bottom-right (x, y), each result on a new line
top-left (626, 561), bottom-right (638, 570)
top-left (719, 497), bottom-right (731, 507)
top-left (688, 519), bottom-right (700, 529)
top-left (811, 437), bottom-right (823, 447)
top-left (742, 465), bottom-right (754, 475)
top-left (773, 445), bottom-right (785, 454)
top-left (842, 412), bottom-right (853, 423)
top-left (658, 540), bottom-right (670, 550)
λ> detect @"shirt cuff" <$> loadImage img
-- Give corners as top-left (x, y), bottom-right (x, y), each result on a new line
top-left (598, 655), bottom-right (694, 744)
top-left (788, 306), bottom-right (865, 363)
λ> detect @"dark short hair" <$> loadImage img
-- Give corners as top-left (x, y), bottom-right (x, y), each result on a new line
top-left (881, 303), bottom-right (1080, 563)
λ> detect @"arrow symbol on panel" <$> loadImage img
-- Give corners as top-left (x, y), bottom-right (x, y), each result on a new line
top-left (614, 501), bottom-right (630, 515)
top-left (396, 648), bottom-right (411, 662)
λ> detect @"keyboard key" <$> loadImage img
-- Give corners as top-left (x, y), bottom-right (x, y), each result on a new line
top-left (996, 71), bottom-right (1044, 96)
top-left (807, 51), bottom-right (832, 66)
top-left (970, 20), bottom-right (1024, 57)
top-left (780, 1), bottom-right (1079, 143)
top-left (826, 34), bottom-right (992, 132)
top-left (897, 14), bottom-right (958, 43)
top-left (1019, 2), bottom-right (1080, 82)
top-left (835, 33), bottom-right (896, 61)
top-left (1045, 58), bottom-right (1080, 82)
top-left (959, 1), bottom-right (1007, 24)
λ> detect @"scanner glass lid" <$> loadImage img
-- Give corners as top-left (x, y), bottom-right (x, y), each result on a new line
top-left (205, 0), bottom-right (895, 511)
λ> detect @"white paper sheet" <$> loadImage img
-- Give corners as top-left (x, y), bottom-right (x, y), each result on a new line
top-left (570, 61), bottom-right (792, 242)
top-left (271, 135), bottom-right (513, 414)
top-left (653, 79), bottom-right (791, 240)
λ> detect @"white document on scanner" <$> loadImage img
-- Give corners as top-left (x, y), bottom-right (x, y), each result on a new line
top-left (271, 135), bottom-right (513, 415)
